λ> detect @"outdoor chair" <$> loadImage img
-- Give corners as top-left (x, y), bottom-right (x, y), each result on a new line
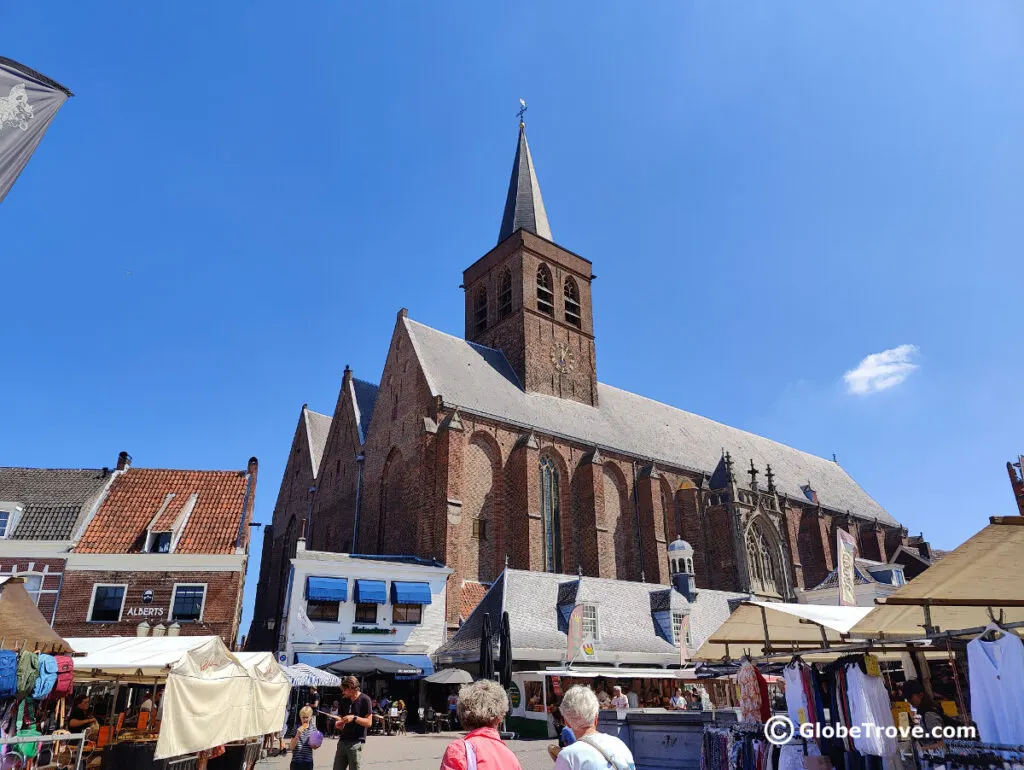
top-left (393, 710), bottom-right (407, 735)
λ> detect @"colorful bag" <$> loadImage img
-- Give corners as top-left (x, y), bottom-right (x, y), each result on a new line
top-left (32, 654), bottom-right (57, 700)
top-left (0, 653), bottom-right (16, 699)
top-left (12, 703), bottom-right (38, 760)
top-left (15, 652), bottom-right (37, 700)
top-left (49, 655), bottom-right (74, 701)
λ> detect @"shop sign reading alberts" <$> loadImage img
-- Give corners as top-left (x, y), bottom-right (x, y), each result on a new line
top-left (125, 589), bottom-right (165, 618)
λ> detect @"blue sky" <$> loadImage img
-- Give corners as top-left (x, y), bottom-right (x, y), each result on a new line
top-left (4, 2), bottom-right (1022, 642)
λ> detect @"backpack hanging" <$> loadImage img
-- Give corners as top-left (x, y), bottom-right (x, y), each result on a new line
top-left (15, 651), bottom-right (37, 700)
top-left (0, 653), bottom-right (16, 699)
top-left (32, 654), bottom-right (57, 701)
top-left (49, 655), bottom-right (73, 701)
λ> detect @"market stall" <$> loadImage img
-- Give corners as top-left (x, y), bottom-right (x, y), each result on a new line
top-left (508, 667), bottom-right (697, 738)
top-left (0, 577), bottom-right (83, 767)
top-left (65, 635), bottom-right (290, 766)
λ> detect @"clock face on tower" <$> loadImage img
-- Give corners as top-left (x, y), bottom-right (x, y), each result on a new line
top-left (551, 341), bottom-right (576, 374)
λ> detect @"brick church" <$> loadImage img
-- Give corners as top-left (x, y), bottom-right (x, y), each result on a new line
top-left (249, 122), bottom-right (930, 649)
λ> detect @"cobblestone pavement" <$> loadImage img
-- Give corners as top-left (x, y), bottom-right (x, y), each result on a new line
top-left (255, 733), bottom-right (553, 770)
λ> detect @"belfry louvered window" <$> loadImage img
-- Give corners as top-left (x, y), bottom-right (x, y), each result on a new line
top-left (475, 287), bottom-right (488, 333)
top-left (564, 278), bottom-right (581, 328)
top-left (498, 270), bottom-right (513, 318)
top-left (536, 264), bottom-right (554, 316)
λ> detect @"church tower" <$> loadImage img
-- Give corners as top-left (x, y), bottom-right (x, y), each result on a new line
top-left (463, 121), bottom-right (598, 406)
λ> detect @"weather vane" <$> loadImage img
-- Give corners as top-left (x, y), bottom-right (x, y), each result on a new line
top-left (517, 98), bottom-right (527, 125)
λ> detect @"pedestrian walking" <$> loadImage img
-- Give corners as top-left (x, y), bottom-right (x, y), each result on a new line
top-left (334, 676), bottom-right (373, 769)
top-left (290, 706), bottom-right (320, 770)
top-left (440, 679), bottom-right (522, 770)
top-left (554, 686), bottom-right (635, 770)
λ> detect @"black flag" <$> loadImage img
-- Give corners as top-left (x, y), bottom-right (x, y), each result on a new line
top-left (0, 57), bottom-right (72, 204)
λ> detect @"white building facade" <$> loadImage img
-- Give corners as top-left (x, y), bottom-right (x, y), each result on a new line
top-left (281, 544), bottom-right (452, 678)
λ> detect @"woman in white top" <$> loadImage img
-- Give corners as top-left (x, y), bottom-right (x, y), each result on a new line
top-left (669, 688), bottom-right (686, 710)
top-left (554, 686), bottom-right (635, 770)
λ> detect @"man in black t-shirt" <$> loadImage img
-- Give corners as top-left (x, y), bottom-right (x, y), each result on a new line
top-left (334, 676), bottom-right (373, 770)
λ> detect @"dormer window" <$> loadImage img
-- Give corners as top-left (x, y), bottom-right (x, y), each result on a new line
top-left (581, 603), bottom-right (598, 640)
top-left (146, 531), bottom-right (172, 553)
top-left (0, 511), bottom-right (10, 539)
top-left (672, 611), bottom-right (692, 646)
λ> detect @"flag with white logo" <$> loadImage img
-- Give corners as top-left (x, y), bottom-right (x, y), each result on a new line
top-left (0, 57), bottom-right (72, 204)
top-left (297, 606), bottom-right (316, 637)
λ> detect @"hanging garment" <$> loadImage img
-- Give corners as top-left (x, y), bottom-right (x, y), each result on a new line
top-left (49, 655), bottom-right (73, 701)
top-left (784, 662), bottom-right (811, 726)
top-left (738, 661), bottom-right (765, 723)
top-left (754, 667), bottom-right (771, 722)
top-left (966, 631), bottom-right (1024, 745)
top-left (32, 654), bottom-right (57, 700)
top-left (15, 651), bottom-right (37, 699)
top-left (846, 663), bottom-right (897, 758)
top-left (0, 652), bottom-right (16, 698)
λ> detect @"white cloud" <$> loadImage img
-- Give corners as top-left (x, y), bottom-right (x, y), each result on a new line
top-left (843, 344), bottom-right (920, 395)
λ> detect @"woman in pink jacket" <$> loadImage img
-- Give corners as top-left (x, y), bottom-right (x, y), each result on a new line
top-left (440, 680), bottom-right (522, 770)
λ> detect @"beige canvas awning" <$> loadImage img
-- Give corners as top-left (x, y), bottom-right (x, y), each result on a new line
top-left (850, 517), bottom-right (1024, 640)
top-left (694, 601), bottom-right (873, 661)
top-left (0, 577), bottom-right (74, 653)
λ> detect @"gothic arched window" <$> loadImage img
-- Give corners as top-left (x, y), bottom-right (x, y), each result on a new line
top-left (564, 277), bottom-right (581, 328)
top-left (539, 456), bottom-right (562, 572)
top-left (745, 521), bottom-right (779, 595)
top-left (498, 270), bottom-right (513, 319)
top-left (536, 264), bottom-right (554, 316)
top-left (475, 286), bottom-right (488, 333)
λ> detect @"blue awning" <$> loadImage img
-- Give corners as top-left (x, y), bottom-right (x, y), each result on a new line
top-left (295, 653), bottom-right (434, 679)
top-left (390, 581), bottom-right (432, 605)
top-left (306, 577), bottom-right (348, 602)
top-left (354, 579), bottom-right (387, 604)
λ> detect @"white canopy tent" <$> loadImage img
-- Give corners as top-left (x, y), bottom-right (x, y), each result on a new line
top-left (693, 601), bottom-right (874, 661)
top-left (849, 518), bottom-right (1024, 641)
top-left (281, 663), bottom-right (342, 688)
top-left (65, 636), bottom-right (290, 760)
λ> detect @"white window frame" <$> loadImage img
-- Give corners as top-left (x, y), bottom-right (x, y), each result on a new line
top-left (672, 611), bottom-right (692, 646)
top-left (305, 598), bottom-right (341, 623)
top-left (581, 603), bottom-right (599, 641)
top-left (169, 583), bottom-right (207, 623)
top-left (88, 583), bottom-right (128, 623)
top-left (16, 572), bottom-right (44, 606)
top-left (145, 531), bottom-right (173, 554)
top-left (0, 503), bottom-right (24, 539)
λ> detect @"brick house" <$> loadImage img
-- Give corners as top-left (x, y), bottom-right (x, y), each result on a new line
top-left (250, 122), bottom-right (934, 644)
top-left (58, 456), bottom-right (258, 646)
top-left (0, 457), bottom-right (124, 624)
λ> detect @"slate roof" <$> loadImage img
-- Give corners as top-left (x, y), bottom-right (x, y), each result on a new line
top-left (350, 378), bottom-right (378, 444)
top-left (76, 466), bottom-right (255, 555)
top-left (0, 467), bottom-right (113, 541)
top-left (436, 569), bottom-right (747, 663)
top-left (403, 317), bottom-right (898, 526)
top-left (808, 561), bottom-right (879, 591)
top-left (304, 407), bottom-right (332, 478)
top-left (498, 124), bottom-right (552, 244)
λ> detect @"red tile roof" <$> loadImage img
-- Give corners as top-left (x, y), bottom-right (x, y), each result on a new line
top-left (459, 581), bottom-right (489, 622)
top-left (76, 465), bottom-right (256, 555)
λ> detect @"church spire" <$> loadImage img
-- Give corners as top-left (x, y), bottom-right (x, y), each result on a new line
top-left (498, 118), bottom-right (552, 244)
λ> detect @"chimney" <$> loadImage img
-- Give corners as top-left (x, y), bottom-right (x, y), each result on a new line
top-left (116, 451), bottom-right (132, 471)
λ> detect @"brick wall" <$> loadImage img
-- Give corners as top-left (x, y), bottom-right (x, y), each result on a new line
top-left (309, 369), bottom-right (363, 553)
top-left (56, 569), bottom-right (244, 646)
